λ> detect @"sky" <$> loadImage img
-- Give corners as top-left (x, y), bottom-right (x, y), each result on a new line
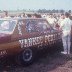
top-left (0, 0), bottom-right (72, 10)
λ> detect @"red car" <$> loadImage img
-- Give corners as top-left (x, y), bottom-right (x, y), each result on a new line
top-left (0, 18), bottom-right (63, 65)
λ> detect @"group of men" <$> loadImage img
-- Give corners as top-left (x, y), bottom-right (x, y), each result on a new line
top-left (46, 12), bottom-right (72, 54)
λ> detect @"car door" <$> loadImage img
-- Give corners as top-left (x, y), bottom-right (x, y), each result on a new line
top-left (24, 19), bottom-right (44, 48)
top-left (34, 19), bottom-right (55, 47)
top-left (37, 20), bottom-right (61, 46)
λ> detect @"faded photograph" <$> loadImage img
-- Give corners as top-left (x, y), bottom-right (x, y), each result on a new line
top-left (0, 0), bottom-right (72, 72)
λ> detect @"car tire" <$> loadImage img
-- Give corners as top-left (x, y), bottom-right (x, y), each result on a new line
top-left (16, 48), bottom-right (35, 66)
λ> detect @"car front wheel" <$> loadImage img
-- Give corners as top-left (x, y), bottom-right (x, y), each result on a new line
top-left (16, 48), bottom-right (35, 66)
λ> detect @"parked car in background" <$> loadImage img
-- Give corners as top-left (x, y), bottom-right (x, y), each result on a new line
top-left (0, 18), bottom-right (63, 65)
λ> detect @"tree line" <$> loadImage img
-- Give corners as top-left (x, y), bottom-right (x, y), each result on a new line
top-left (37, 9), bottom-right (71, 13)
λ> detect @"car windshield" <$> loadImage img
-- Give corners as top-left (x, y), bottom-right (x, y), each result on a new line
top-left (0, 20), bottom-right (16, 34)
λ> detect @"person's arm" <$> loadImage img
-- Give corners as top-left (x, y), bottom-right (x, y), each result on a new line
top-left (59, 20), bottom-right (65, 30)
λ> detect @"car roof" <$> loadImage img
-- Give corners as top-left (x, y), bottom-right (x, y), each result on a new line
top-left (0, 18), bottom-right (46, 21)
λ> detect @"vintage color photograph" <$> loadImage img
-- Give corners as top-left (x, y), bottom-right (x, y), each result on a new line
top-left (0, 0), bottom-right (72, 72)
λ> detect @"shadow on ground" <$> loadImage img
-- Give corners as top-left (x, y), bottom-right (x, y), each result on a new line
top-left (0, 52), bottom-right (72, 72)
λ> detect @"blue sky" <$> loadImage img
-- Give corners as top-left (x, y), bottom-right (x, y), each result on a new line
top-left (0, 0), bottom-right (72, 10)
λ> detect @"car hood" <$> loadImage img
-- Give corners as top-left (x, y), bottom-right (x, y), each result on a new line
top-left (0, 33), bottom-right (11, 44)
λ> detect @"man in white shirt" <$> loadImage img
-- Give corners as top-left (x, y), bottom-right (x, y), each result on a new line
top-left (3, 11), bottom-right (11, 19)
top-left (58, 14), bottom-right (65, 25)
top-left (60, 12), bottom-right (72, 54)
top-left (46, 14), bottom-right (57, 27)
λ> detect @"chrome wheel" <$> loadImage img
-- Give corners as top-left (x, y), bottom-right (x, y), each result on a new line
top-left (22, 48), bottom-right (32, 62)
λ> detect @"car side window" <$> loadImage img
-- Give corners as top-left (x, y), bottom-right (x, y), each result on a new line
top-left (26, 20), bottom-right (52, 33)
top-left (36, 21), bottom-right (51, 32)
top-left (26, 20), bottom-right (37, 33)
top-left (0, 20), bottom-right (16, 32)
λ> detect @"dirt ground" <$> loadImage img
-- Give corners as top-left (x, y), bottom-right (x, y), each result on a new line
top-left (0, 52), bottom-right (72, 72)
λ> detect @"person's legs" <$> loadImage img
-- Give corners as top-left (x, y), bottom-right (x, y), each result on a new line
top-left (62, 34), bottom-right (71, 54)
top-left (62, 35), bottom-right (67, 51)
top-left (62, 35), bottom-right (67, 54)
top-left (67, 34), bottom-right (71, 54)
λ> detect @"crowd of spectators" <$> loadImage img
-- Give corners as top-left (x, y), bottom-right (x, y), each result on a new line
top-left (0, 11), bottom-right (72, 54)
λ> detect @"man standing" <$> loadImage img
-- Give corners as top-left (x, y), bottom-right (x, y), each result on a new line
top-left (3, 11), bottom-right (11, 19)
top-left (46, 14), bottom-right (57, 27)
top-left (60, 12), bottom-right (72, 54)
top-left (58, 13), bottom-right (65, 25)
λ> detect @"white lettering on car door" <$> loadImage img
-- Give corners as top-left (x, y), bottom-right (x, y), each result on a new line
top-left (18, 22), bottom-right (22, 35)
top-left (19, 40), bottom-right (24, 48)
top-left (45, 34), bottom-right (54, 44)
top-left (19, 36), bottom-right (44, 48)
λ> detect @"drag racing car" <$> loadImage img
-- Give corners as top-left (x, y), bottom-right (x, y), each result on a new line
top-left (0, 18), bottom-right (63, 65)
